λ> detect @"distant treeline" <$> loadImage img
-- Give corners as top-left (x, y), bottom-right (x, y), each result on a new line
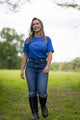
top-left (50, 57), bottom-right (80, 72)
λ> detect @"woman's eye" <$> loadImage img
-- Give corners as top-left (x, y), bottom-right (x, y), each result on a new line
top-left (36, 23), bottom-right (39, 25)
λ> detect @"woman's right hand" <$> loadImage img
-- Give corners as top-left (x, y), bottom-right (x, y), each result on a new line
top-left (20, 71), bottom-right (25, 79)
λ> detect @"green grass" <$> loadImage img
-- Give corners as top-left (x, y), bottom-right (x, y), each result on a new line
top-left (0, 70), bottom-right (80, 120)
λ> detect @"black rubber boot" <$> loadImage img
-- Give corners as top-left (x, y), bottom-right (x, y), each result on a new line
top-left (29, 96), bottom-right (39, 120)
top-left (39, 96), bottom-right (48, 118)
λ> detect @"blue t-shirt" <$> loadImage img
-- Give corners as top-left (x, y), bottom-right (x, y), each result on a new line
top-left (23, 36), bottom-right (54, 58)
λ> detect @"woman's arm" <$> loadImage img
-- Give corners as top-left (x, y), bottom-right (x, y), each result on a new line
top-left (43, 52), bottom-right (53, 74)
top-left (20, 53), bottom-right (28, 79)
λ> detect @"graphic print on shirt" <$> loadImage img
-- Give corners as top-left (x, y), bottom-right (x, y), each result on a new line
top-left (29, 39), bottom-right (47, 58)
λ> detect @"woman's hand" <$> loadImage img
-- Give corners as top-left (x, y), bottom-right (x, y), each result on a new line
top-left (43, 66), bottom-right (49, 74)
top-left (43, 52), bottom-right (52, 74)
top-left (20, 70), bottom-right (25, 79)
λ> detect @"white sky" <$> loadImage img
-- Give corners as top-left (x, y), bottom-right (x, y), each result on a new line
top-left (0, 0), bottom-right (80, 62)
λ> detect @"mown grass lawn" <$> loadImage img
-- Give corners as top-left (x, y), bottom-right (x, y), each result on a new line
top-left (0, 70), bottom-right (80, 120)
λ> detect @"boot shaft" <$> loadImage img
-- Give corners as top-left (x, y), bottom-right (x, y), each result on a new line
top-left (39, 96), bottom-right (48, 118)
top-left (29, 96), bottom-right (38, 113)
top-left (39, 96), bottom-right (47, 106)
top-left (29, 96), bottom-right (39, 120)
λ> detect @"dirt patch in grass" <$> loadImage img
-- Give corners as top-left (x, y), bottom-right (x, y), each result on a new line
top-left (57, 86), bottom-right (70, 89)
top-left (64, 91), bottom-right (80, 96)
top-left (49, 91), bottom-right (80, 97)
top-left (49, 91), bottom-right (60, 96)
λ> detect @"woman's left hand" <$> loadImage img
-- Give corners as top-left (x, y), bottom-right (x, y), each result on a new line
top-left (43, 66), bottom-right (49, 74)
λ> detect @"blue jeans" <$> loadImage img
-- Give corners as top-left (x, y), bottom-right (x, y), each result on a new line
top-left (25, 58), bottom-right (48, 98)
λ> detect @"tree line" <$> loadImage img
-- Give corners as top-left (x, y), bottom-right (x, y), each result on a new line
top-left (0, 27), bottom-right (80, 71)
top-left (50, 57), bottom-right (80, 72)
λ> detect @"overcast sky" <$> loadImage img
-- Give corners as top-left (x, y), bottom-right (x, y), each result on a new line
top-left (0, 0), bottom-right (80, 62)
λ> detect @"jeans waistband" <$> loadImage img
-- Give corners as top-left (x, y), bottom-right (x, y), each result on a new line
top-left (27, 58), bottom-right (47, 61)
top-left (28, 58), bottom-right (47, 60)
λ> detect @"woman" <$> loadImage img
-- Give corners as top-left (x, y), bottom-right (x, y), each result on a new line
top-left (20, 17), bottom-right (54, 120)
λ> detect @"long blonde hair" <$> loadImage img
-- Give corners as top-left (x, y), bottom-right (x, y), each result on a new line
top-left (28, 17), bottom-right (47, 43)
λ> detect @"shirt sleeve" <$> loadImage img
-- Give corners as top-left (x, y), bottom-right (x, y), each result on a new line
top-left (23, 38), bottom-right (29, 53)
top-left (46, 36), bottom-right (54, 53)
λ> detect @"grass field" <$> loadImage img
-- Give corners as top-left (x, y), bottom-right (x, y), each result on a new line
top-left (0, 70), bottom-right (80, 120)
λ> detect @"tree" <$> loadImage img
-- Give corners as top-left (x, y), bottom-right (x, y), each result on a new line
top-left (0, 0), bottom-right (31, 12)
top-left (72, 57), bottom-right (80, 71)
top-left (52, 0), bottom-right (80, 10)
top-left (50, 62), bottom-right (60, 71)
top-left (0, 27), bottom-right (24, 69)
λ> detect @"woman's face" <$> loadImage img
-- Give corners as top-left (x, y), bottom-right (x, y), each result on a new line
top-left (32, 19), bottom-right (41, 33)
